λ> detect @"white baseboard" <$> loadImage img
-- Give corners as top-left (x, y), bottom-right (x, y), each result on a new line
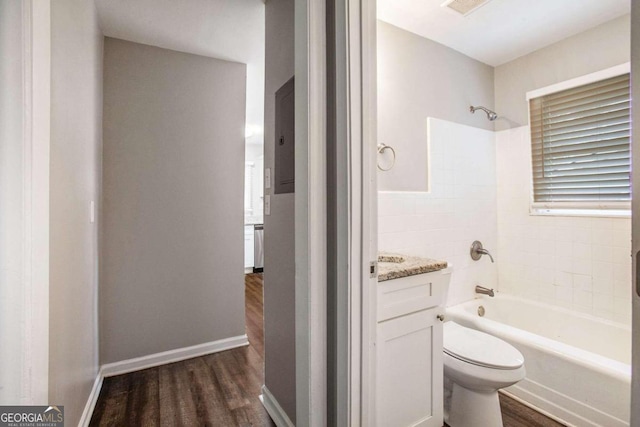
top-left (79, 335), bottom-right (249, 425)
top-left (78, 370), bottom-right (104, 427)
top-left (260, 385), bottom-right (294, 427)
top-left (101, 334), bottom-right (249, 377)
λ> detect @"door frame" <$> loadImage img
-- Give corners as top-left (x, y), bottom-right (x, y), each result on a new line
top-left (330, 0), bottom-right (378, 424)
top-left (9, 0), bottom-right (51, 405)
top-left (342, 0), bottom-right (378, 424)
top-left (630, 0), bottom-right (640, 424)
top-left (294, 0), bottom-right (328, 424)
top-left (22, 0), bottom-right (51, 404)
top-left (295, 0), bottom-right (378, 424)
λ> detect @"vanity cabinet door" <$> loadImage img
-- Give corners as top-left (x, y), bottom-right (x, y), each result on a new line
top-left (376, 308), bottom-right (443, 427)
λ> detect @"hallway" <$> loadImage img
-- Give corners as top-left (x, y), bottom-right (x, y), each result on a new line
top-left (89, 274), bottom-right (274, 426)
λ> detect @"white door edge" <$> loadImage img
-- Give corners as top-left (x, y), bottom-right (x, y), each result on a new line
top-left (20, 0), bottom-right (51, 405)
top-left (295, 0), bottom-right (328, 425)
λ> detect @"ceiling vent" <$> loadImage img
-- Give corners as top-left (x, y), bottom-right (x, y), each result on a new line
top-left (441, 0), bottom-right (493, 16)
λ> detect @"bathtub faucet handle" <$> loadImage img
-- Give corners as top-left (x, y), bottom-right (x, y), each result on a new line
top-left (470, 240), bottom-right (494, 263)
top-left (477, 247), bottom-right (494, 263)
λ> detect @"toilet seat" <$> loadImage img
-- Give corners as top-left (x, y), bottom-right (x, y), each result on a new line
top-left (444, 322), bottom-right (524, 370)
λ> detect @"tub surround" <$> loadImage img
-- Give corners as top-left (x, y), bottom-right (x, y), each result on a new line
top-left (496, 126), bottom-right (632, 324)
top-left (447, 295), bottom-right (631, 426)
top-left (378, 119), bottom-right (497, 304)
top-left (378, 252), bottom-right (448, 282)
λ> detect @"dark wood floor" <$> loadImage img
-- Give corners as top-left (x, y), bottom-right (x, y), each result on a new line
top-left (89, 273), bottom-right (274, 426)
top-left (444, 394), bottom-right (564, 427)
top-left (498, 394), bottom-right (565, 427)
top-left (90, 273), bottom-right (563, 427)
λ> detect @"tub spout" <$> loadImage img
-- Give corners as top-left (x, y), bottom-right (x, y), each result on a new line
top-left (475, 285), bottom-right (495, 297)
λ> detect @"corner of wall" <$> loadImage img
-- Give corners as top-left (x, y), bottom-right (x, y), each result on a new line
top-left (48, 0), bottom-right (104, 423)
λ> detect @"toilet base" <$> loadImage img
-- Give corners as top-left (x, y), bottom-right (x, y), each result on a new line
top-left (447, 383), bottom-right (503, 427)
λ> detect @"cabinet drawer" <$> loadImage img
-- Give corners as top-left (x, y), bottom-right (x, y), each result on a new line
top-left (377, 269), bottom-right (450, 322)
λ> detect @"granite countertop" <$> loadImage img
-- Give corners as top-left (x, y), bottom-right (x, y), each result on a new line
top-left (377, 252), bottom-right (448, 282)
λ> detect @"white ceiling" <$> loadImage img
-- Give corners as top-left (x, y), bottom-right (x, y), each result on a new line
top-left (94, 0), bottom-right (266, 144)
top-left (378, 0), bottom-right (630, 66)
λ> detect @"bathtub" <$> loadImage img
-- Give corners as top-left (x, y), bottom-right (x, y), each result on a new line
top-left (446, 294), bottom-right (631, 427)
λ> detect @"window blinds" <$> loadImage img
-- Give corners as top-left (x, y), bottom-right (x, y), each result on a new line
top-left (529, 73), bottom-right (631, 205)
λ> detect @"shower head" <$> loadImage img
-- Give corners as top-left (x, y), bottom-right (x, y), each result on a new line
top-left (470, 105), bottom-right (498, 121)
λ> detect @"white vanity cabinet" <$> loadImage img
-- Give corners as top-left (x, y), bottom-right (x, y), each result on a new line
top-left (376, 268), bottom-right (451, 427)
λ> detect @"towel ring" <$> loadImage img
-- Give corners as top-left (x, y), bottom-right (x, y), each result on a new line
top-left (377, 143), bottom-right (396, 171)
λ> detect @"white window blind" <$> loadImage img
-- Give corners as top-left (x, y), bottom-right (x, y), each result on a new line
top-left (529, 73), bottom-right (631, 207)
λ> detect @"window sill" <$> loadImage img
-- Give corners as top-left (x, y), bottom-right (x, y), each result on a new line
top-left (530, 208), bottom-right (631, 218)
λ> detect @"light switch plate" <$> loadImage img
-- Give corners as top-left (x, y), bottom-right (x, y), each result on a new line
top-left (264, 195), bottom-right (271, 215)
top-left (265, 168), bottom-right (271, 189)
top-left (90, 201), bottom-right (95, 223)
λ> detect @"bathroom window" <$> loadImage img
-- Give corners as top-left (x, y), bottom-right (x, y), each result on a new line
top-left (528, 65), bottom-right (631, 216)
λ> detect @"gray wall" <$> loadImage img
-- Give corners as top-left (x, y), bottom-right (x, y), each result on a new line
top-left (49, 0), bottom-right (103, 424)
top-left (377, 21), bottom-right (495, 192)
top-left (0, 0), bottom-right (27, 405)
top-left (101, 38), bottom-right (246, 363)
top-left (495, 15), bottom-right (630, 131)
top-left (264, 0), bottom-right (296, 421)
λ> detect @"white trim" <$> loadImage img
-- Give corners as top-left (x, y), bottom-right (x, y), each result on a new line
top-left (526, 62), bottom-right (630, 100)
top-left (360, 0), bottom-right (379, 425)
top-left (21, 0), bottom-right (35, 405)
top-left (101, 335), bottom-right (249, 377)
top-left (78, 371), bottom-right (104, 427)
top-left (332, 1), bottom-right (380, 424)
top-left (295, 0), bottom-right (327, 425)
top-left (344, 0), bottom-right (379, 425)
top-left (260, 386), bottom-right (295, 427)
top-left (530, 207), bottom-right (631, 218)
top-left (20, 0), bottom-right (50, 405)
top-left (630, 3), bottom-right (640, 425)
top-left (333, 1), bottom-right (362, 424)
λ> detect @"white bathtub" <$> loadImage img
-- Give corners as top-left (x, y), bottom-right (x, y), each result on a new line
top-left (446, 294), bottom-right (631, 427)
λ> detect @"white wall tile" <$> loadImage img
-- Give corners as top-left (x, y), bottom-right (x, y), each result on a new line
top-left (495, 126), bottom-right (632, 325)
top-left (379, 122), bottom-right (632, 326)
top-left (378, 119), bottom-right (497, 306)
top-left (573, 289), bottom-right (593, 309)
top-left (573, 274), bottom-right (592, 292)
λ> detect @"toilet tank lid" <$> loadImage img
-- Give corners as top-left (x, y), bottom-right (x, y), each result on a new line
top-left (443, 321), bottom-right (524, 369)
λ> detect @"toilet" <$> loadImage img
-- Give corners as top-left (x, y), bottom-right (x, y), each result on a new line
top-left (443, 321), bottom-right (526, 427)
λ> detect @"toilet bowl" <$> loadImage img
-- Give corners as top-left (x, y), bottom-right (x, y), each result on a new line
top-left (443, 321), bottom-right (525, 427)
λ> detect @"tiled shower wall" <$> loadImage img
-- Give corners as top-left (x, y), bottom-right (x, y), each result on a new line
top-left (378, 118), bottom-right (498, 306)
top-left (496, 127), bottom-right (632, 324)
top-left (378, 120), bottom-right (633, 325)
